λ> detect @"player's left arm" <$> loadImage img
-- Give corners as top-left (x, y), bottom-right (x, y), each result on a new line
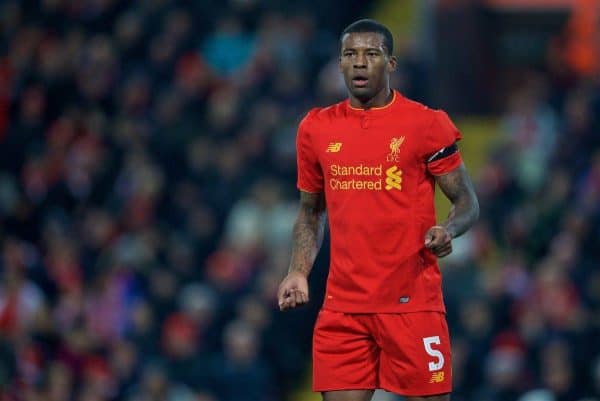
top-left (425, 163), bottom-right (479, 257)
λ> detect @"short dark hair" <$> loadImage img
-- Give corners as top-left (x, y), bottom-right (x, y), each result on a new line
top-left (340, 19), bottom-right (393, 55)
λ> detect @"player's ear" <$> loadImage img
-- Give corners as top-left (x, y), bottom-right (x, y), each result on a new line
top-left (387, 55), bottom-right (397, 72)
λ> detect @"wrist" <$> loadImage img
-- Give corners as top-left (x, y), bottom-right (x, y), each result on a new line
top-left (288, 268), bottom-right (309, 278)
top-left (441, 224), bottom-right (455, 239)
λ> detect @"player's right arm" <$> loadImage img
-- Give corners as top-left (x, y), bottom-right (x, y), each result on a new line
top-left (278, 190), bottom-right (326, 311)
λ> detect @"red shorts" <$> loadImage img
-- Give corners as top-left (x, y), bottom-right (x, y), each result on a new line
top-left (313, 310), bottom-right (452, 397)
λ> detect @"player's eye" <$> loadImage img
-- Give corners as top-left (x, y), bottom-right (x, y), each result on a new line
top-left (367, 51), bottom-right (379, 57)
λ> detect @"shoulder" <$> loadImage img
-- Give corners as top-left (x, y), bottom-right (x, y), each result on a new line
top-left (401, 99), bottom-right (461, 145)
top-left (300, 100), bottom-right (347, 128)
top-left (398, 96), bottom-right (448, 123)
top-left (396, 95), bottom-right (461, 150)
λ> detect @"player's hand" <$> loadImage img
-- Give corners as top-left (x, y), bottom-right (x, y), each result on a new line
top-left (277, 271), bottom-right (309, 311)
top-left (424, 225), bottom-right (453, 258)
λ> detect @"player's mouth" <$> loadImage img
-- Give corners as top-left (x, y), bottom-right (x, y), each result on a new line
top-left (352, 75), bottom-right (369, 87)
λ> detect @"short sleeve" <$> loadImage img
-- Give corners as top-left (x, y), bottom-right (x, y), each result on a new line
top-left (423, 110), bottom-right (463, 176)
top-left (296, 112), bottom-right (324, 193)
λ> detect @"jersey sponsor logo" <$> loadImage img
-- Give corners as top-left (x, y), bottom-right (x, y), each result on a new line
top-left (328, 164), bottom-right (402, 191)
top-left (326, 142), bottom-right (342, 153)
top-left (386, 136), bottom-right (405, 161)
top-left (429, 371), bottom-right (445, 383)
top-left (385, 166), bottom-right (402, 190)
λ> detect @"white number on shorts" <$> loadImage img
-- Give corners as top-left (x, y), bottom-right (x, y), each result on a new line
top-left (423, 336), bottom-right (444, 371)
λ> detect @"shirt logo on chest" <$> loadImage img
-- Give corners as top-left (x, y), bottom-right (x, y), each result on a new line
top-left (326, 142), bottom-right (342, 153)
top-left (325, 136), bottom-right (405, 192)
top-left (386, 136), bottom-right (405, 162)
top-left (385, 166), bottom-right (402, 190)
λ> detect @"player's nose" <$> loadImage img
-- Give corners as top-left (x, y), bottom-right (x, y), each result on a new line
top-left (353, 53), bottom-right (367, 68)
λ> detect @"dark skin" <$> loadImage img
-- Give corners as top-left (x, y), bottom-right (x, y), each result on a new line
top-left (278, 31), bottom-right (479, 401)
top-left (277, 191), bottom-right (325, 310)
top-left (339, 32), bottom-right (397, 108)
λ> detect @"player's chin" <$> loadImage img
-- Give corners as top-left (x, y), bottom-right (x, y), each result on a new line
top-left (349, 86), bottom-right (375, 99)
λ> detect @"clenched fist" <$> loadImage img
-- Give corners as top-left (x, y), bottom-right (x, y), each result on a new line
top-left (424, 225), bottom-right (453, 257)
top-left (277, 271), bottom-right (309, 311)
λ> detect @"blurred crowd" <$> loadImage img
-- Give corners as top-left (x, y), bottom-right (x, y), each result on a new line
top-left (0, 1), bottom-right (599, 401)
top-left (444, 67), bottom-right (600, 400)
top-left (0, 1), bottom-right (355, 400)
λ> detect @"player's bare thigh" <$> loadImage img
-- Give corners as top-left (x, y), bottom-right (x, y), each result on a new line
top-left (322, 391), bottom-right (450, 401)
top-left (322, 390), bottom-right (374, 401)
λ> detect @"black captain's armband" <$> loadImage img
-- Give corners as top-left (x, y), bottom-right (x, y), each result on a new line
top-left (427, 142), bottom-right (458, 163)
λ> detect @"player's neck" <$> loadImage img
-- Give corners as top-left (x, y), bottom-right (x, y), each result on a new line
top-left (349, 87), bottom-right (393, 110)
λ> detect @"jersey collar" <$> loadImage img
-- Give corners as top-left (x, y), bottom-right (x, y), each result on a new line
top-left (345, 90), bottom-right (400, 116)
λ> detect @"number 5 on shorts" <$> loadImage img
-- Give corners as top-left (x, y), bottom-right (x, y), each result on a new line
top-left (423, 336), bottom-right (444, 371)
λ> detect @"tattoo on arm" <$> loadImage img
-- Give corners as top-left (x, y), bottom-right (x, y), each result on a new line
top-left (289, 191), bottom-right (327, 276)
top-left (435, 164), bottom-right (479, 238)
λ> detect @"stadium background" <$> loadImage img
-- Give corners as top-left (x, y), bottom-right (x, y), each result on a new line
top-left (0, 0), bottom-right (599, 400)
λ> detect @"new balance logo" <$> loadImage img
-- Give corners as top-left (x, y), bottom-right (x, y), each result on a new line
top-left (326, 143), bottom-right (342, 152)
top-left (429, 372), bottom-right (445, 383)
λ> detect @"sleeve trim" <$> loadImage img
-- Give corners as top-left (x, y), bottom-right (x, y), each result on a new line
top-left (428, 152), bottom-right (463, 176)
top-left (427, 142), bottom-right (458, 163)
top-left (297, 186), bottom-right (323, 194)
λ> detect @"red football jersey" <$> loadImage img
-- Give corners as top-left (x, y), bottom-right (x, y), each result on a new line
top-left (296, 91), bottom-right (462, 313)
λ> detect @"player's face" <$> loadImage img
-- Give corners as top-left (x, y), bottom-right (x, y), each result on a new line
top-left (339, 32), bottom-right (396, 102)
